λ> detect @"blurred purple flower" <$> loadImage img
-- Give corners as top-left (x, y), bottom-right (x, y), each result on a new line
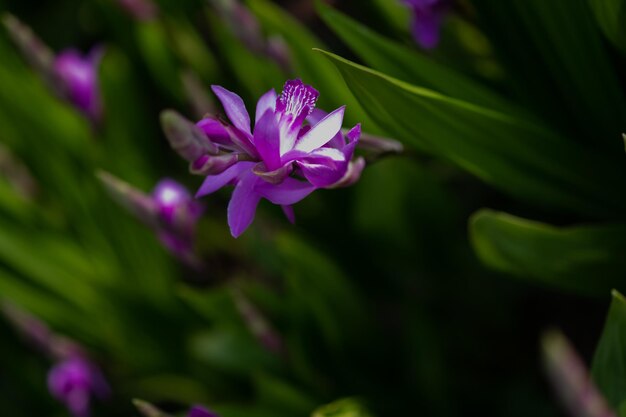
top-left (99, 173), bottom-right (204, 267)
top-left (188, 79), bottom-right (363, 237)
top-left (402, 0), bottom-right (452, 49)
top-left (152, 178), bottom-right (204, 257)
top-left (47, 356), bottom-right (110, 417)
top-left (53, 47), bottom-right (103, 122)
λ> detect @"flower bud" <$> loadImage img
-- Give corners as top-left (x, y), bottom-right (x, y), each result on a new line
top-left (161, 110), bottom-right (220, 162)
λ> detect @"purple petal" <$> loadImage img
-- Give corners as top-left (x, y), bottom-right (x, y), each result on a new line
top-left (294, 106), bottom-right (345, 153)
top-left (299, 160), bottom-right (345, 188)
top-left (330, 157), bottom-right (366, 188)
top-left (342, 124), bottom-right (361, 160)
top-left (196, 161), bottom-right (255, 197)
top-left (255, 89), bottom-right (277, 125)
top-left (188, 405), bottom-right (220, 417)
top-left (253, 110), bottom-right (281, 171)
top-left (196, 118), bottom-right (232, 147)
top-left (306, 108), bottom-right (327, 125)
top-left (211, 85), bottom-right (252, 136)
top-left (256, 177), bottom-right (315, 205)
top-left (281, 205), bottom-right (295, 224)
top-left (228, 172), bottom-right (262, 237)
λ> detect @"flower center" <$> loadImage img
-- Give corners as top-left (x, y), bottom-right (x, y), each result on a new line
top-left (276, 79), bottom-right (319, 120)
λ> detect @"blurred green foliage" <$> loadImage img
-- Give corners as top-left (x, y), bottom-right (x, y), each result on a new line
top-left (0, 0), bottom-right (624, 417)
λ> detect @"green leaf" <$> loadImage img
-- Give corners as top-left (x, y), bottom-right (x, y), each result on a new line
top-left (470, 210), bottom-right (626, 295)
top-left (317, 49), bottom-right (626, 217)
top-left (592, 290), bottom-right (626, 408)
top-left (588, 0), bottom-right (626, 53)
top-left (472, 0), bottom-right (626, 151)
top-left (312, 398), bottom-right (374, 417)
top-left (317, 3), bottom-right (515, 113)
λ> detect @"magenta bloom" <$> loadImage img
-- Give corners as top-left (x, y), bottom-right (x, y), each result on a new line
top-left (53, 48), bottom-right (103, 121)
top-left (47, 356), bottom-right (110, 417)
top-left (152, 178), bottom-right (204, 256)
top-left (402, 0), bottom-right (452, 49)
top-left (194, 79), bottom-right (364, 237)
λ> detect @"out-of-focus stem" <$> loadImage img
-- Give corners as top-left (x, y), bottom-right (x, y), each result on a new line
top-left (542, 330), bottom-right (617, 417)
top-left (230, 286), bottom-right (285, 356)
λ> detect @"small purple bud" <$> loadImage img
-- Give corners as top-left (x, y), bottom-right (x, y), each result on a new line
top-left (402, 0), bottom-right (452, 50)
top-left (99, 172), bottom-right (204, 267)
top-left (53, 48), bottom-right (104, 122)
top-left (353, 130), bottom-right (404, 156)
top-left (151, 179), bottom-right (204, 264)
top-left (116, 0), bottom-right (159, 21)
top-left (98, 171), bottom-right (157, 224)
top-left (161, 110), bottom-right (220, 162)
top-left (152, 178), bottom-right (202, 229)
top-left (47, 356), bottom-right (110, 417)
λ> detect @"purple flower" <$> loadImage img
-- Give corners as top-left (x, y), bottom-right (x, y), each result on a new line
top-left (152, 178), bottom-right (204, 257)
top-left (47, 356), bottom-right (110, 417)
top-left (402, 0), bottom-right (452, 49)
top-left (193, 79), bottom-right (364, 237)
top-left (53, 48), bottom-right (103, 121)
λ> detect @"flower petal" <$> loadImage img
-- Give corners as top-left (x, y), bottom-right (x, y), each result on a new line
top-left (299, 160), bottom-right (345, 188)
top-left (256, 177), bottom-right (315, 205)
top-left (294, 106), bottom-right (345, 153)
top-left (228, 172), bottom-right (262, 238)
top-left (196, 118), bottom-right (232, 147)
top-left (306, 108), bottom-right (327, 125)
top-left (255, 89), bottom-right (277, 125)
top-left (253, 110), bottom-right (281, 171)
top-left (281, 205), bottom-right (295, 224)
top-left (195, 161), bottom-right (255, 197)
top-left (211, 85), bottom-right (252, 136)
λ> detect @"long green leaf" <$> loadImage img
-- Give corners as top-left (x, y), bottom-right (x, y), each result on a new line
top-left (592, 290), bottom-right (626, 410)
top-left (588, 0), bottom-right (626, 53)
top-left (472, 0), bottom-right (626, 151)
top-left (317, 49), bottom-right (626, 217)
top-left (317, 3), bottom-right (518, 114)
top-left (470, 210), bottom-right (626, 295)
